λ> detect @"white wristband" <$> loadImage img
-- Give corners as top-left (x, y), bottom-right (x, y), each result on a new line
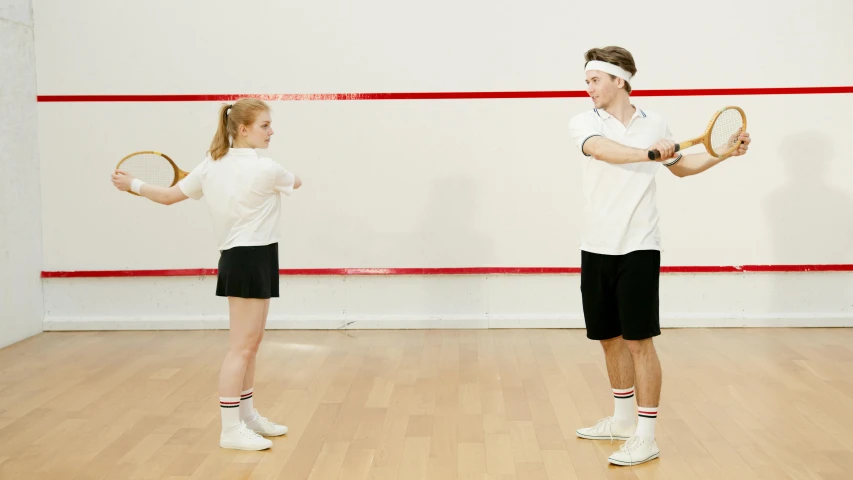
top-left (130, 178), bottom-right (145, 194)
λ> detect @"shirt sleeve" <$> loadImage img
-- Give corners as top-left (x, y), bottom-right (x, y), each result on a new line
top-left (569, 112), bottom-right (603, 157)
top-left (177, 159), bottom-right (206, 200)
top-left (271, 161), bottom-right (296, 195)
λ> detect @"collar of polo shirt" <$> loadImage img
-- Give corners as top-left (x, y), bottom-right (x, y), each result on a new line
top-left (228, 148), bottom-right (259, 156)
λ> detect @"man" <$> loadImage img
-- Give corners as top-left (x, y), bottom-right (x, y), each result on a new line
top-left (568, 46), bottom-right (751, 466)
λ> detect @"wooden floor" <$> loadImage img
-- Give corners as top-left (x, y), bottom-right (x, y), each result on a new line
top-left (1, 328), bottom-right (852, 480)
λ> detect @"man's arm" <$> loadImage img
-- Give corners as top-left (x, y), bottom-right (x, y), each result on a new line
top-left (570, 113), bottom-right (652, 165)
top-left (582, 136), bottom-right (652, 165)
top-left (665, 152), bottom-right (725, 177)
top-left (665, 132), bottom-right (751, 177)
top-left (569, 112), bottom-right (676, 165)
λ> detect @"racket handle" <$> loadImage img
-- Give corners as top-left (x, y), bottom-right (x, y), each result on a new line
top-left (647, 143), bottom-right (681, 160)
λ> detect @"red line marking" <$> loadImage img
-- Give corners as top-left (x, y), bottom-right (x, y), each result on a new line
top-left (39, 264), bottom-right (853, 278)
top-left (35, 86), bottom-right (853, 103)
top-left (36, 87), bottom-right (853, 277)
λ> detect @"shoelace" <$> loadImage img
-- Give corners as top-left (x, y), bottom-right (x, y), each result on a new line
top-left (591, 416), bottom-right (617, 443)
top-left (249, 410), bottom-right (276, 428)
top-left (237, 421), bottom-right (263, 439)
top-left (617, 436), bottom-right (641, 464)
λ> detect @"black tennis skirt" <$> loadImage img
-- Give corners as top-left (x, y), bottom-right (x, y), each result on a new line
top-left (216, 242), bottom-right (279, 299)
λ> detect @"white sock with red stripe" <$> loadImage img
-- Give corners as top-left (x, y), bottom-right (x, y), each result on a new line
top-left (240, 388), bottom-right (256, 422)
top-left (612, 387), bottom-right (635, 425)
top-left (220, 397), bottom-right (241, 430)
top-left (636, 406), bottom-right (658, 439)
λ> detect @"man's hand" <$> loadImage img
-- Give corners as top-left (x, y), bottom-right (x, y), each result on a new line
top-left (648, 139), bottom-right (678, 162)
top-left (721, 131), bottom-right (751, 159)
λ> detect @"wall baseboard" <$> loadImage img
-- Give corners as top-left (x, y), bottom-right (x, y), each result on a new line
top-left (42, 313), bottom-right (853, 331)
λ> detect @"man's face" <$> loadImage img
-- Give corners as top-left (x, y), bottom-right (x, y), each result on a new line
top-left (585, 69), bottom-right (622, 109)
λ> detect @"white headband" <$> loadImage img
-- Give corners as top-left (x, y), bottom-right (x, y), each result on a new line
top-left (585, 60), bottom-right (633, 83)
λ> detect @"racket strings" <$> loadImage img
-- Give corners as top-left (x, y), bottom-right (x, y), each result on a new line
top-left (118, 153), bottom-right (176, 187)
top-left (710, 109), bottom-right (744, 155)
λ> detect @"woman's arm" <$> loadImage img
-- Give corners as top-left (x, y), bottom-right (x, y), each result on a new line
top-left (111, 170), bottom-right (189, 205)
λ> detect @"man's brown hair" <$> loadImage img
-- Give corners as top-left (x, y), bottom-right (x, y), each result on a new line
top-left (584, 46), bottom-right (638, 94)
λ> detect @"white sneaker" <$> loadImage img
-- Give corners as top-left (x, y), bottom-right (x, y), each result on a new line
top-left (608, 436), bottom-right (660, 466)
top-left (244, 409), bottom-right (288, 437)
top-left (220, 421), bottom-right (274, 451)
top-left (576, 416), bottom-right (635, 441)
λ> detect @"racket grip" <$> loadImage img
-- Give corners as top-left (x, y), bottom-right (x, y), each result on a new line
top-left (647, 143), bottom-right (681, 160)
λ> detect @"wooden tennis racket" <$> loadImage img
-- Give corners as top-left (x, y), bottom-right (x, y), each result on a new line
top-left (648, 106), bottom-right (747, 160)
top-left (115, 151), bottom-right (188, 196)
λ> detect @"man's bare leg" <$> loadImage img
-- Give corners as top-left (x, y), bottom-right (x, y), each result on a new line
top-left (575, 336), bottom-right (638, 440)
top-left (602, 336), bottom-right (634, 389)
top-left (602, 337), bottom-right (636, 427)
top-left (605, 337), bottom-right (662, 466)
top-left (625, 338), bottom-right (661, 439)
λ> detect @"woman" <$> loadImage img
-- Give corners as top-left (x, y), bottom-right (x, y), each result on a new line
top-left (111, 98), bottom-right (302, 451)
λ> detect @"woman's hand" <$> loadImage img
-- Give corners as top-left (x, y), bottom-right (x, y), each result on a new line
top-left (111, 169), bottom-right (134, 192)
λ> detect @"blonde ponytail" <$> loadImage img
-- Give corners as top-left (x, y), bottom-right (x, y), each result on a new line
top-left (207, 98), bottom-right (271, 160)
top-left (208, 104), bottom-right (232, 160)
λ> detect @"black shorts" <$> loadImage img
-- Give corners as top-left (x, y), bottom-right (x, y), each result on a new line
top-left (216, 243), bottom-right (279, 299)
top-left (580, 249), bottom-right (661, 341)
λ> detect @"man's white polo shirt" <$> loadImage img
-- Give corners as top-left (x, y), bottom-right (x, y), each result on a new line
top-left (569, 106), bottom-right (678, 256)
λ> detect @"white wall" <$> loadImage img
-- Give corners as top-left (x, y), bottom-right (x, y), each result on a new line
top-left (32, 0), bottom-right (853, 329)
top-left (41, 271), bottom-right (853, 331)
top-left (1, 0), bottom-right (44, 347)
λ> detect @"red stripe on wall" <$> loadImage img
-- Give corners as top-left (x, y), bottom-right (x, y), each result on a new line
top-left (35, 86), bottom-right (853, 103)
top-left (39, 264), bottom-right (853, 278)
top-left (32, 85), bottom-right (853, 278)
